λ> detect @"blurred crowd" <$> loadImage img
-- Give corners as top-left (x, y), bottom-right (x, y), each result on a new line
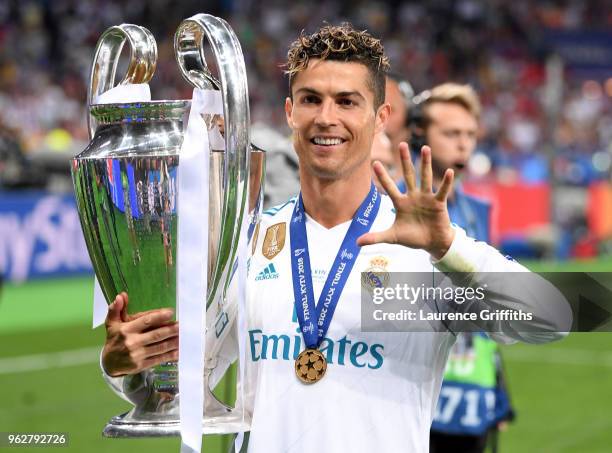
top-left (0, 0), bottom-right (611, 189)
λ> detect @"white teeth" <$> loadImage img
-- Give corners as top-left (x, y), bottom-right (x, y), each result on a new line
top-left (313, 137), bottom-right (343, 146)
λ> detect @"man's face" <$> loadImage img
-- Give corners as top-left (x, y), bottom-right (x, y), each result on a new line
top-left (425, 102), bottom-right (478, 179)
top-left (285, 59), bottom-right (389, 181)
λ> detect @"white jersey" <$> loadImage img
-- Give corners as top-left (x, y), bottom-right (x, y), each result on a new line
top-left (103, 194), bottom-right (569, 453)
top-left (242, 194), bottom-right (567, 453)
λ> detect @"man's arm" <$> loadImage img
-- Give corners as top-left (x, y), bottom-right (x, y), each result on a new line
top-left (432, 226), bottom-right (572, 343)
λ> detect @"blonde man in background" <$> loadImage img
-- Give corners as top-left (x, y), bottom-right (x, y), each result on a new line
top-left (406, 83), bottom-right (515, 453)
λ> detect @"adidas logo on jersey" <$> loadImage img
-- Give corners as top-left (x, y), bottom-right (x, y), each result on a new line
top-left (255, 263), bottom-right (279, 281)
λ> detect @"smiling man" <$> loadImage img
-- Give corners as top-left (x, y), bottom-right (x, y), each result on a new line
top-left (100, 23), bottom-right (569, 453)
top-left (283, 29), bottom-right (394, 228)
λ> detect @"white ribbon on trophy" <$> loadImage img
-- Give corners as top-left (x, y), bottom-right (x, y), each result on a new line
top-left (177, 87), bottom-right (223, 453)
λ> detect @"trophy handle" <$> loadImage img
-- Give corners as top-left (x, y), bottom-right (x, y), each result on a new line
top-left (173, 21), bottom-right (220, 90)
top-left (87, 24), bottom-right (158, 139)
top-left (174, 15), bottom-right (250, 309)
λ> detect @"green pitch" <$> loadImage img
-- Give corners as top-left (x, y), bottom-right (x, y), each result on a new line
top-left (0, 256), bottom-right (611, 452)
top-left (0, 279), bottom-right (234, 453)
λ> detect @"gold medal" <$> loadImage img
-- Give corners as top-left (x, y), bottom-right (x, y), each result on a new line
top-left (295, 348), bottom-right (327, 384)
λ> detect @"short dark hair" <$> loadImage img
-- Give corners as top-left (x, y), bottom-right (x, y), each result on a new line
top-left (285, 23), bottom-right (390, 109)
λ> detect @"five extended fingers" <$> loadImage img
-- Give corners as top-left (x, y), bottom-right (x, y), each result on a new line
top-left (365, 143), bottom-right (453, 248)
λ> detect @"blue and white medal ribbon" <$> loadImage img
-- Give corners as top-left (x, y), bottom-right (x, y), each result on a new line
top-left (289, 184), bottom-right (380, 383)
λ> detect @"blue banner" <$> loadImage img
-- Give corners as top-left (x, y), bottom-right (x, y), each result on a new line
top-left (544, 30), bottom-right (612, 77)
top-left (0, 191), bottom-right (93, 282)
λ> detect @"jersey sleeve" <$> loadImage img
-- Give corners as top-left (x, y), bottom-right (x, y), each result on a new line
top-left (432, 226), bottom-right (572, 344)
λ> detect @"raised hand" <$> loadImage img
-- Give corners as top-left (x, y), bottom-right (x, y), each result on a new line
top-left (102, 292), bottom-right (179, 377)
top-left (357, 142), bottom-right (455, 259)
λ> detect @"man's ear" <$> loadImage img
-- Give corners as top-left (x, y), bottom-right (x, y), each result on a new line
top-left (375, 102), bottom-right (391, 134)
top-left (285, 97), bottom-right (295, 129)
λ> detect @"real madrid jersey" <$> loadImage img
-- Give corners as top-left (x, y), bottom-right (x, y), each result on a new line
top-left (242, 194), bottom-right (567, 453)
top-left (245, 195), bottom-right (447, 453)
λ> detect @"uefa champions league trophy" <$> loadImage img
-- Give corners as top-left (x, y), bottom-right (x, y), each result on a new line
top-left (71, 15), bottom-right (264, 437)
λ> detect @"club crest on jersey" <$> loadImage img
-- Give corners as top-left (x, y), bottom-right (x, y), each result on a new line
top-left (251, 223), bottom-right (260, 255)
top-left (361, 256), bottom-right (390, 293)
top-left (262, 222), bottom-right (286, 260)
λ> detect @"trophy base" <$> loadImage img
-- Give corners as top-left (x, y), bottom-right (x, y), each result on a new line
top-left (103, 411), bottom-right (249, 437)
top-left (103, 374), bottom-right (249, 437)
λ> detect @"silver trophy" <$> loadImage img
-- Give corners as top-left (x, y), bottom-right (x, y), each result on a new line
top-left (71, 15), bottom-right (263, 437)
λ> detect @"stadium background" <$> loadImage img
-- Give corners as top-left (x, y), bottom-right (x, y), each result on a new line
top-left (0, 0), bottom-right (611, 452)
